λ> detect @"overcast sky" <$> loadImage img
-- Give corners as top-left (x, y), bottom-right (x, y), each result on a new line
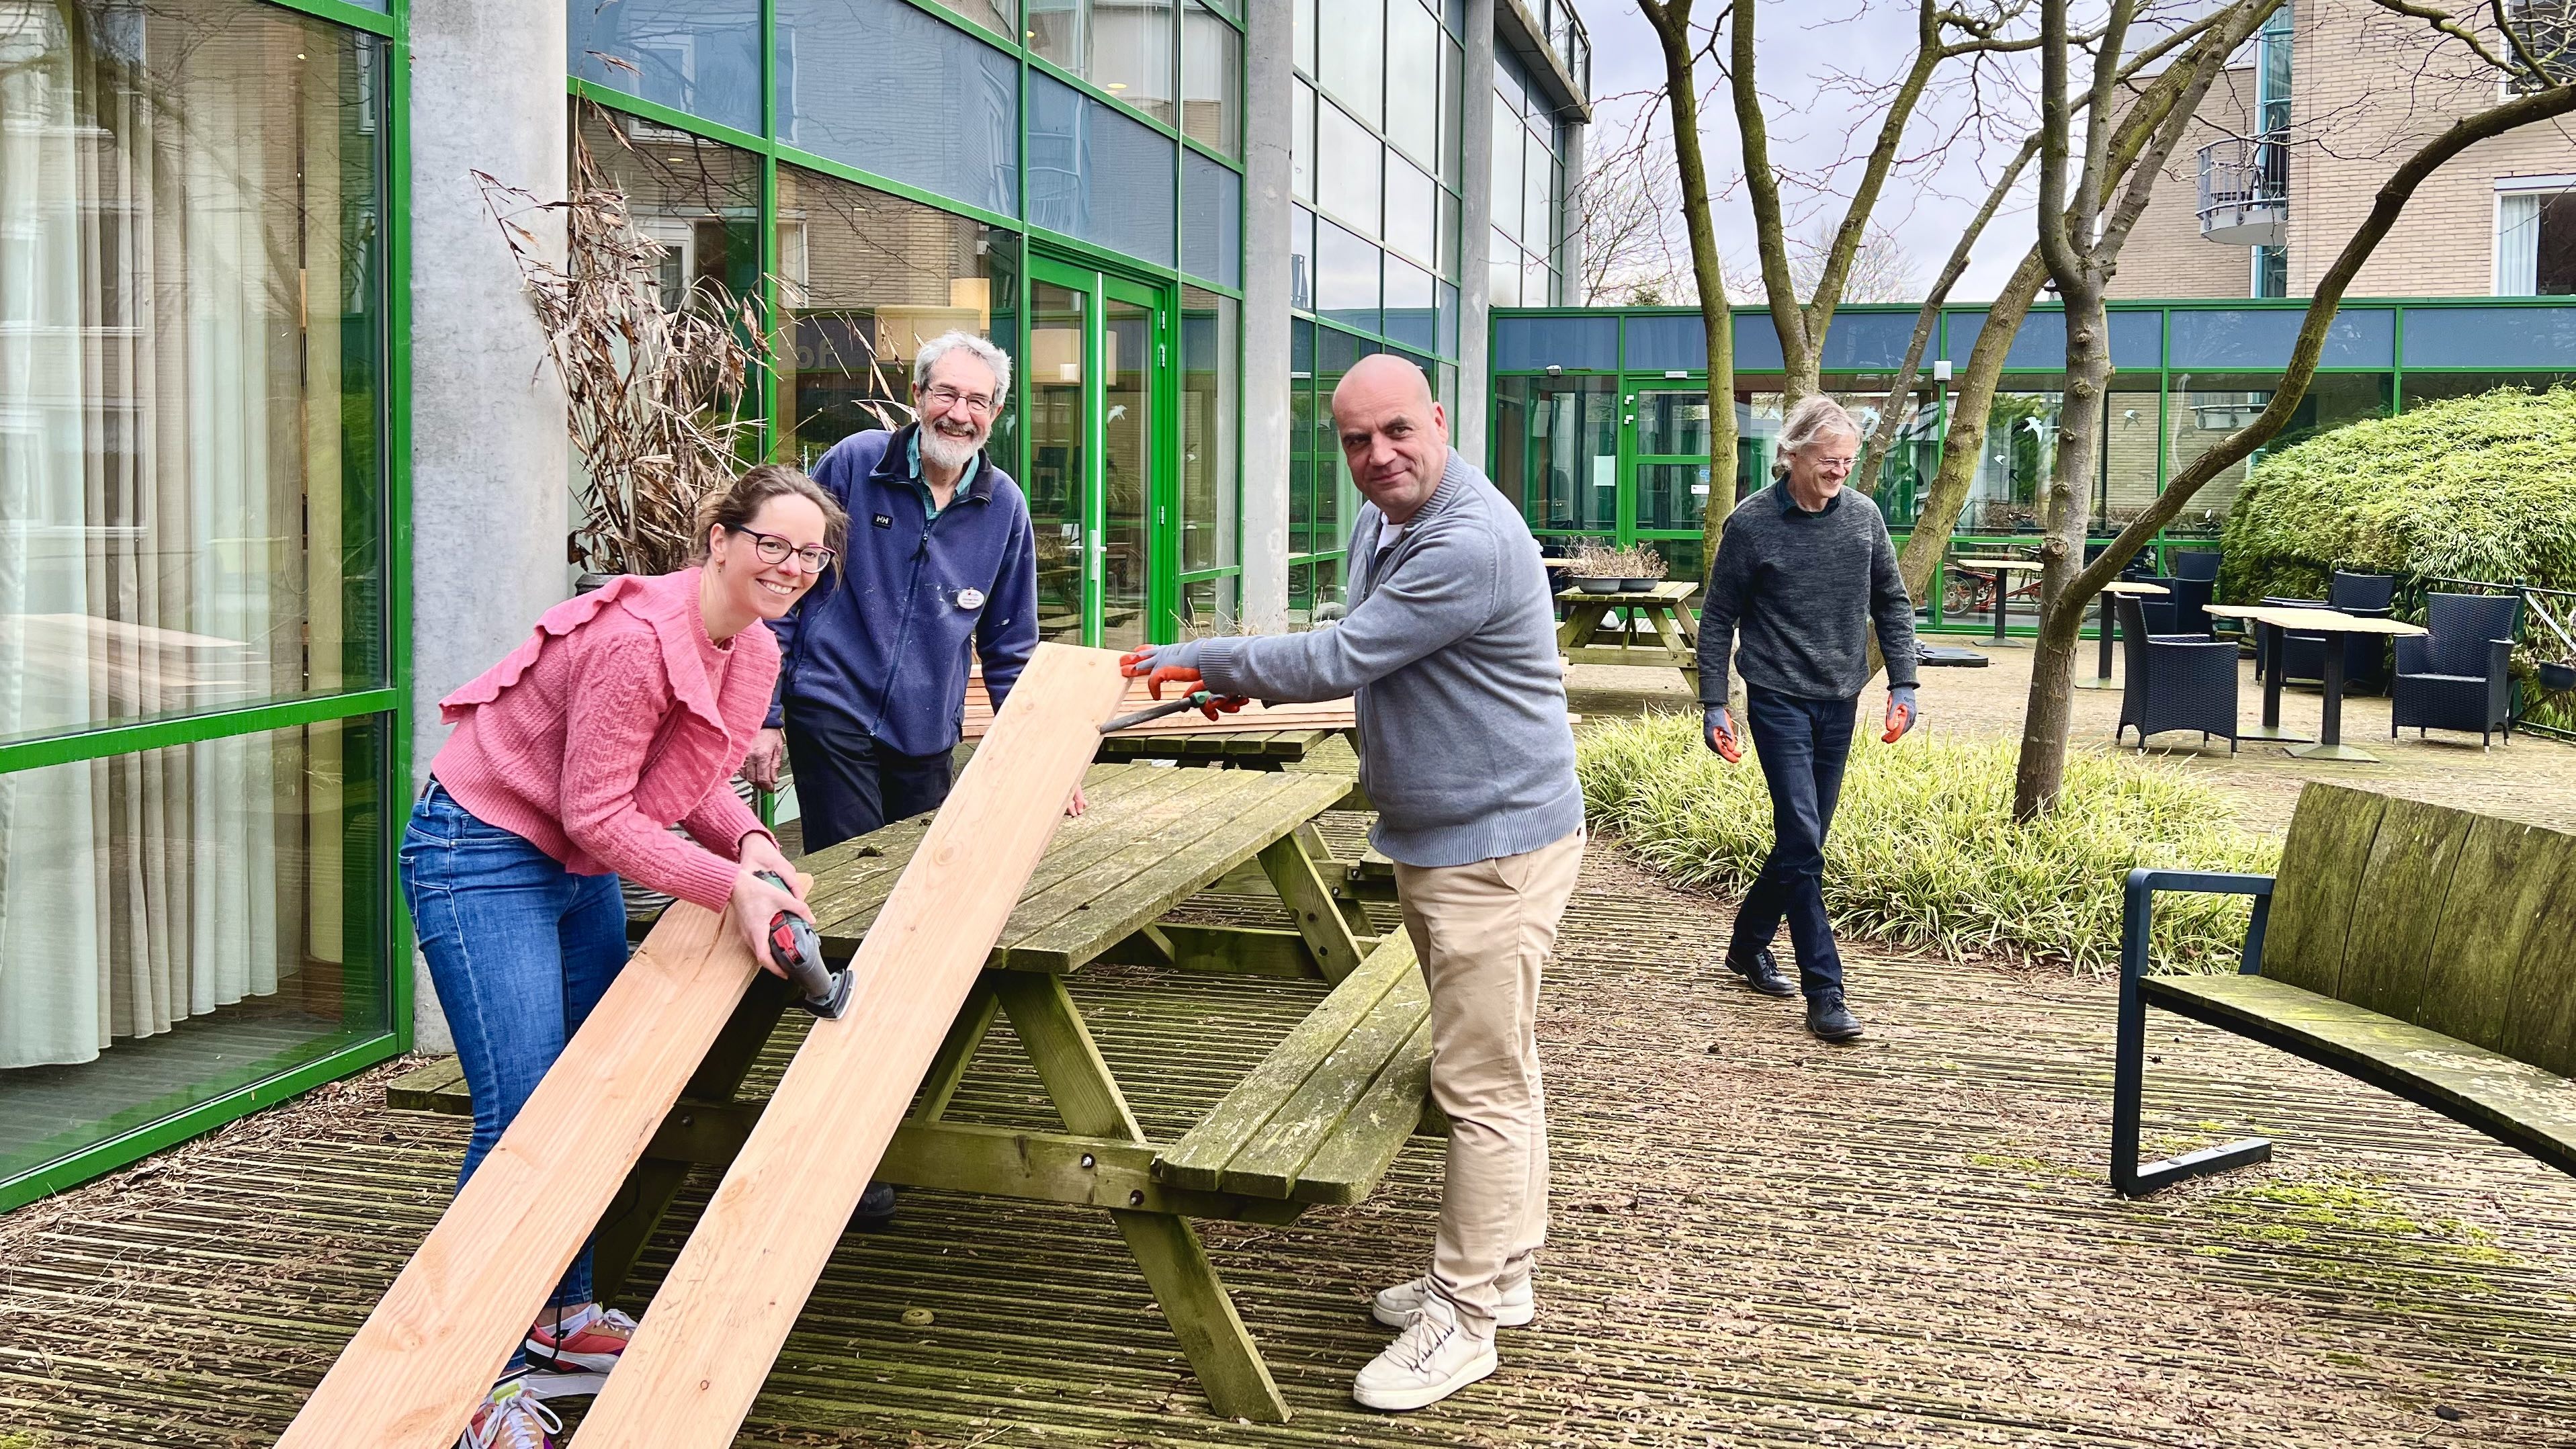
top-left (1580, 0), bottom-right (2055, 302)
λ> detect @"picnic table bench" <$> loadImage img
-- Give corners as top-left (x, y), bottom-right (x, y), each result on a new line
top-left (392, 764), bottom-right (1435, 1422)
top-left (1557, 580), bottom-right (1699, 683)
top-left (2114, 782), bottom-right (2576, 1196)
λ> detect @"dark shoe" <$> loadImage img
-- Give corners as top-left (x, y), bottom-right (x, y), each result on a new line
top-left (1805, 992), bottom-right (1864, 1043)
top-left (849, 1180), bottom-right (900, 1231)
top-left (1725, 945), bottom-right (1798, 998)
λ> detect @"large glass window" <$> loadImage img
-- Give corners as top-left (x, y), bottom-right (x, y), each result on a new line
top-left (1317, 0), bottom-right (1385, 128)
top-left (777, 167), bottom-right (1017, 464)
top-left (1318, 97), bottom-right (1383, 236)
top-left (1183, 150), bottom-right (1244, 286)
top-left (1182, 1), bottom-right (1242, 157)
top-left (1031, 0), bottom-right (1178, 126)
top-left (0, 3), bottom-right (388, 741)
top-left (1498, 377), bottom-right (1618, 534)
top-left (572, 0), bottom-right (763, 134)
top-left (1384, 0), bottom-right (1441, 170)
top-left (2497, 189), bottom-right (2576, 296)
top-left (577, 105), bottom-right (763, 312)
top-left (1028, 72), bottom-right (1178, 266)
top-left (1317, 218), bottom-right (1381, 335)
top-left (779, 0), bottom-right (1019, 218)
top-left (1180, 288), bottom-right (1240, 574)
top-left (2165, 371), bottom-right (2391, 534)
top-left (1969, 382), bottom-right (2064, 535)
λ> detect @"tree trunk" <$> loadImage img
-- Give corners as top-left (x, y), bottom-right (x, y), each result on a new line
top-left (2012, 280), bottom-right (2111, 820)
top-left (1640, 0), bottom-right (1738, 586)
top-left (1893, 250), bottom-right (2047, 607)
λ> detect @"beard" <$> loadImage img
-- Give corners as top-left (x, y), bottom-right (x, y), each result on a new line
top-left (918, 418), bottom-right (986, 472)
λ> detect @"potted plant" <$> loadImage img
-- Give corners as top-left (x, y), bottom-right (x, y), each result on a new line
top-left (1567, 541), bottom-right (1625, 594)
top-left (1610, 544), bottom-right (1669, 592)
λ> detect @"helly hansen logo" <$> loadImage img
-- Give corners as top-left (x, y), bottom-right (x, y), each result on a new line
top-left (872, 513), bottom-right (892, 529)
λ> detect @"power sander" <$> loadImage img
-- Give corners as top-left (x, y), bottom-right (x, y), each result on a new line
top-left (753, 871), bottom-right (853, 1020)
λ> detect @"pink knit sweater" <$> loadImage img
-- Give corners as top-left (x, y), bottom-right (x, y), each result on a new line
top-left (431, 568), bottom-right (778, 914)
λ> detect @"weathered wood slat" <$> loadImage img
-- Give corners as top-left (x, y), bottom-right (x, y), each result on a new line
top-left (1155, 934), bottom-right (1420, 1193)
top-left (2336, 796), bottom-right (2473, 1024)
top-left (568, 643), bottom-right (1130, 1449)
top-left (1294, 1014), bottom-right (1436, 1204)
top-left (2507, 857), bottom-right (2576, 1080)
top-left (1217, 965), bottom-right (1430, 1198)
top-left (2141, 973), bottom-right (2576, 1174)
top-left (2421, 816), bottom-right (2575, 1056)
top-left (2258, 783), bottom-right (2388, 996)
top-left (993, 769), bottom-right (1289, 948)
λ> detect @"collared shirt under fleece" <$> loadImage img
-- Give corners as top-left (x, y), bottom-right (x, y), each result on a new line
top-left (1163, 449), bottom-right (1583, 869)
top-left (767, 423), bottom-right (1039, 756)
top-left (1697, 482), bottom-right (1920, 706)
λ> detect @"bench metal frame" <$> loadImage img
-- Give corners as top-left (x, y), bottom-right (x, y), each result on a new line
top-left (2112, 868), bottom-right (2277, 1196)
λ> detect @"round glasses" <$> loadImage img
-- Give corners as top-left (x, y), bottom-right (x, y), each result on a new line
top-left (728, 526), bottom-right (836, 572)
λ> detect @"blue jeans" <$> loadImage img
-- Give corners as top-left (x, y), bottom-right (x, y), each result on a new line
top-left (1727, 687), bottom-right (1858, 998)
top-left (783, 715), bottom-right (954, 856)
top-left (400, 783), bottom-right (630, 1333)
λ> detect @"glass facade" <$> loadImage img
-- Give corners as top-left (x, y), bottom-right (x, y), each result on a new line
top-left (1492, 300), bottom-right (2576, 632)
top-left (0, 0), bottom-right (398, 1209)
top-left (1286, 0), bottom-right (1467, 611)
top-left (1490, 46), bottom-right (1566, 308)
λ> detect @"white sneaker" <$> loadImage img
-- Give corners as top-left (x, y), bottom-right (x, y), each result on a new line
top-left (1353, 1291), bottom-right (1498, 1411)
top-left (458, 1372), bottom-right (562, 1449)
top-left (1372, 1272), bottom-right (1535, 1329)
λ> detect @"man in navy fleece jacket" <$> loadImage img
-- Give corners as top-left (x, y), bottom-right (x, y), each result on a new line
top-left (742, 331), bottom-right (1052, 855)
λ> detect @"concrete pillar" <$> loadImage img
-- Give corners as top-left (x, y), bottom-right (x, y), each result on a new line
top-left (1457, 0), bottom-right (1497, 470)
top-left (407, 0), bottom-right (571, 1051)
top-left (1556, 119), bottom-right (1586, 304)
top-left (1239, 1), bottom-right (1295, 631)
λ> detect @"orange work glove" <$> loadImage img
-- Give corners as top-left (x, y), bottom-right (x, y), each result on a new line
top-left (1117, 647), bottom-right (1250, 719)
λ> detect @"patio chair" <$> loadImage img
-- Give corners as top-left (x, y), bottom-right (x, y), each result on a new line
top-left (2390, 592), bottom-right (2522, 748)
top-left (2171, 550), bottom-right (2222, 582)
top-left (2114, 595), bottom-right (2239, 754)
top-left (2164, 575), bottom-right (2217, 638)
top-left (2128, 577), bottom-right (2180, 636)
top-left (2273, 570), bottom-right (2397, 687)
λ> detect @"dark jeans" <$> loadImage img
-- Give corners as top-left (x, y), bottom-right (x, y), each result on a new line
top-left (400, 784), bottom-right (630, 1358)
top-left (1727, 687), bottom-right (1858, 998)
top-left (784, 715), bottom-right (955, 855)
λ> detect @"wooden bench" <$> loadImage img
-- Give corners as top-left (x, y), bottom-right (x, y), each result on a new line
top-left (2114, 782), bottom-right (2576, 1196)
top-left (390, 764), bottom-right (1436, 1423)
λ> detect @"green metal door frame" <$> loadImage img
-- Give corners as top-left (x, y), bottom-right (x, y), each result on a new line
top-left (1027, 251), bottom-right (1179, 646)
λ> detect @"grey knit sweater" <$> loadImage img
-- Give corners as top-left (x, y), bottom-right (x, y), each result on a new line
top-left (1175, 450), bottom-right (1582, 868)
top-left (1697, 482), bottom-right (1920, 705)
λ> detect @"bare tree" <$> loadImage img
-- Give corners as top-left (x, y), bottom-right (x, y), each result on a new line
top-left (1577, 124), bottom-right (1696, 306)
top-left (1639, 0), bottom-right (1742, 578)
top-left (2008, 0), bottom-right (2576, 817)
top-left (1788, 220), bottom-right (1924, 302)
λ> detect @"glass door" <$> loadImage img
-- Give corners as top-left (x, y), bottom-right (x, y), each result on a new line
top-left (1023, 255), bottom-right (1174, 646)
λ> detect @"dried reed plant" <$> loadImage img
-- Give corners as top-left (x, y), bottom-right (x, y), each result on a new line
top-left (475, 122), bottom-right (765, 578)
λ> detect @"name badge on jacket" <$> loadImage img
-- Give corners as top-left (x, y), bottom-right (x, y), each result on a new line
top-left (957, 587), bottom-right (986, 610)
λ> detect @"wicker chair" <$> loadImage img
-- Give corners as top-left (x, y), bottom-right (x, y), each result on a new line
top-left (2391, 593), bottom-right (2521, 748)
top-left (2164, 575), bottom-right (2217, 638)
top-left (2170, 551), bottom-right (2221, 582)
top-left (2115, 595), bottom-right (2240, 753)
top-left (2272, 570), bottom-right (2397, 687)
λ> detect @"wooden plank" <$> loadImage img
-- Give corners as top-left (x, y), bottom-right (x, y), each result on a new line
top-left (566, 642), bottom-right (1129, 1449)
top-left (1218, 971), bottom-right (1431, 1198)
top-left (384, 1058), bottom-right (466, 1111)
top-left (1097, 923), bottom-right (1348, 979)
top-left (1293, 1014), bottom-right (1436, 1204)
top-left (1155, 935), bottom-right (1420, 1192)
top-left (1258, 833), bottom-right (1369, 985)
top-left (2507, 861), bottom-right (2576, 1080)
top-left (2142, 973), bottom-right (2576, 1174)
top-left (273, 877), bottom-right (794, 1449)
top-left (2257, 783), bottom-right (2389, 997)
top-left (2421, 816), bottom-right (2576, 1055)
top-left (992, 769), bottom-right (1289, 949)
top-left (2335, 797), bottom-right (2475, 1024)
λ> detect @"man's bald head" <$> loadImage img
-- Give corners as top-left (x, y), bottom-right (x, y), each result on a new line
top-left (1331, 354), bottom-right (1449, 524)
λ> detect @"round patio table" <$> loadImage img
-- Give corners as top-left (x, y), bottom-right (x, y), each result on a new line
top-left (2074, 580), bottom-right (2170, 691)
top-left (2204, 605), bottom-right (2427, 760)
top-left (1955, 556), bottom-right (2045, 648)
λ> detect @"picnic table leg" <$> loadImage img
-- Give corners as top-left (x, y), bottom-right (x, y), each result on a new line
top-left (1260, 832), bottom-right (1370, 984)
top-left (1645, 601), bottom-right (1693, 670)
top-left (591, 969), bottom-right (793, 1303)
top-left (992, 973), bottom-right (1291, 1424)
top-left (1555, 601), bottom-right (1606, 653)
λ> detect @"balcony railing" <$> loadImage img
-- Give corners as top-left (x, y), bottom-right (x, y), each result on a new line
top-left (2196, 136), bottom-right (2287, 247)
top-left (1531, 0), bottom-right (1590, 101)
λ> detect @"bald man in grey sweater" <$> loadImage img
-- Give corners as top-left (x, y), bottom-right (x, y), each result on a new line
top-left (1120, 355), bottom-right (1580, 1414)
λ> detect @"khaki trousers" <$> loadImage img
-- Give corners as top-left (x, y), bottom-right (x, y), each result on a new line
top-left (1390, 828), bottom-right (1584, 1335)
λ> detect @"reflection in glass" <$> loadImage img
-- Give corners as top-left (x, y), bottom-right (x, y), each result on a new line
top-left (1028, 73), bottom-right (1178, 266)
top-left (1183, 151), bottom-right (1243, 287)
top-left (1099, 0), bottom-right (1180, 126)
top-left (1289, 556), bottom-right (1346, 627)
top-left (1028, 282), bottom-right (1090, 643)
top-left (2167, 371), bottom-right (2390, 535)
top-left (1490, 236), bottom-right (1522, 308)
top-left (0, 4), bottom-right (386, 740)
top-left (1438, 279), bottom-right (1460, 355)
top-left (1385, 153), bottom-right (1437, 268)
top-left (1181, 290), bottom-right (1240, 574)
top-left (1439, 187), bottom-right (1461, 280)
top-left (571, 0), bottom-right (763, 134)
top-left (1382, 254), bottom-right (1437, 355)
top-left (2399, 369), bottom-right (2576, 408)
top-left (1292, 81), bottom-right (1316, 202)
top-left (1183, 2), bottom-right (1242, 155)
top-left (922, 0), bottom-right (1018, 34)
top-left (1520, 379), bottom-right (1619, 533)
top-left (1525, 129), bottom-right (1554, 255)
top-left (1491, 102), bottom-right (1522, 243)
top-left (779, 0), bottom-right (1017, 217)
top-left (1969, 384), bottom-right (2063, 534)
top-left (0, 717), bottom-right (390, 1186)
top-left (1317, 221), bottom-right (1382, 335)
top-left (2099, 376), bottom-right (2161, 533)
top-left (1637, 392), bottom-right (1711, 455)
top-left (777, 167), bottom-right (1013, 464)
top-left (1291, 207), bottom-right (1316, 310)
top-left (1318, 0), bottom-right (1385, 129)
top-left (578, 104), bottom-right (761, 314)
top-left (1318, 98), bottom-right (1383, 236)
top-left (1645, 536), bottom-right (1705, 595)
top-left (1637, 464), bottom-right (1713, 531)
top-left (1385, 0), bottom-right (1441, 169)
top-left (1439, 35), bottom-right (1463, 185)
top-left (1103, 296), bottom-right (1154, 650)
top-left (1181, 574), bottom-right (1240, 635)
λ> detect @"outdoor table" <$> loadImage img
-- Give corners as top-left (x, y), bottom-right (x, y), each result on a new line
top-left (1955, 556), bottom-right (2045, 648)
top-left (2266, 609), bottom-right (2425, 762)
top-left (1558, 580), bottom-right (1699, 684)
top-left (2204, 603), bottom-right (2315, 743)
top-left (2075, 580), bottom-right (2169, 691)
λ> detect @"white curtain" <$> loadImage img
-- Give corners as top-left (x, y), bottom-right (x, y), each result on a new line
top-left (2499, 193), bottom-right (2543, 296)
top-left (0, 2), bottom-right (340, 1070)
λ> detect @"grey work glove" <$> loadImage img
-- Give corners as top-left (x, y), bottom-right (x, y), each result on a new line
top-left (1703, 705), bottom-right (1742, 763)
top-left (1883, 684), bottom-right (1920, 742)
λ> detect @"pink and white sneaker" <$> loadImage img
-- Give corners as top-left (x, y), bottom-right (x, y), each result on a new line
top-left (523, 1305), bottom-right (638, 1374)
top-left (458, 1372), bottom-right (561, 1449)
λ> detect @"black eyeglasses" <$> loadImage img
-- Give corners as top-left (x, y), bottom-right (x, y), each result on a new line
top-left (726, 526), bottom-right (836, 572)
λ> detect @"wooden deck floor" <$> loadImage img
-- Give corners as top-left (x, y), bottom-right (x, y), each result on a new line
top-left (4, 843), bottom-right (2574, 1446)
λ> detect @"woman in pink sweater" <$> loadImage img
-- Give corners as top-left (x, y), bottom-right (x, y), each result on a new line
top-left (406, 466), bottom-right (845, 1433)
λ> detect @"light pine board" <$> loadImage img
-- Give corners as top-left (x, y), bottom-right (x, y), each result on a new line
top-left (272, 879), bottom-right (798, 1449)
top-left (568, 642), bottom-right (1131, 1448)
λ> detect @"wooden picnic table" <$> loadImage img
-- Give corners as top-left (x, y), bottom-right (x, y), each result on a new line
top-left (393, 763), bottom-right (1426, 1423)
top-left (1558, 580), bottom-right (1699, 683)
top-left (2075, 580), bottom-right (2171, 691)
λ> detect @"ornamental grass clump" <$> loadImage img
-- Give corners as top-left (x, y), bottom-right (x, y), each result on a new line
top-left (1578, 713), bottom-right (2278, 975)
